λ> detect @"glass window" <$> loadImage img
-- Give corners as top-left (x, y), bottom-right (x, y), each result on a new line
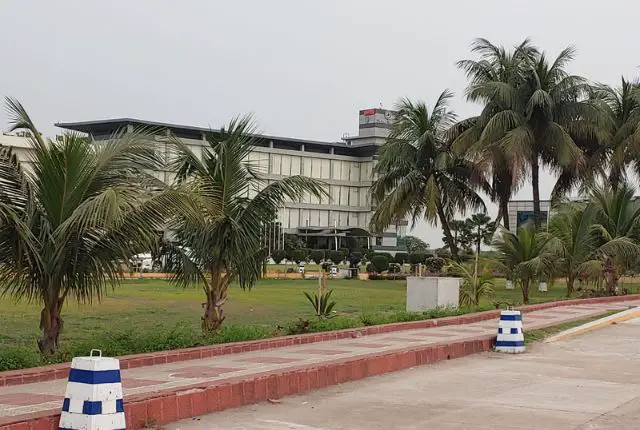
top-left (302, 157), bottom-right (312, 177)
top-left (349, 188), bottom-right (359, 207)
top-left (290, 156), bottom-right (301, 175)
top-left (350, 162), bottom-right (360, 182)
top-left (321, 159), bottom-right (331, 179)
top-left (311, 158), bottom-right (322, 179)
top-left (280, 155), bottom-right (291, 176)
top-left (340, 161), bottom-right (349, 181)
top-left (339, 187), bottom-right (349, 206)
top-left (319, 210), bottom-right (329, 226)
top-left (270, 154), bottom-right (281, 175)
top-left (331, 160), bottom-right (341, 180)
top-left (289, 208), bottom-right (300, 228)
top-left (359, 188), bottom-right (369, 207)
top-left (330, 185), bottom-right (340, 205)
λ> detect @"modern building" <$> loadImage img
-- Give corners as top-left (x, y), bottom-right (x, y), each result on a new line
top-left (56, 107), bottom-right (408, 253)
top-left (0, 132), bottom-right (36, 168)
top-left (506, 200), bottom-right (551, 233)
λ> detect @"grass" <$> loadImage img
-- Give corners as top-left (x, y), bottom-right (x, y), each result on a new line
top-left (524, 311), bottom-right (620, 344)
top-left (0, 277), bottom-right (637, 371)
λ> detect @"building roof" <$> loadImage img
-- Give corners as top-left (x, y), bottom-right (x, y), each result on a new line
top-left (56, 118), bottom-right (378, 157)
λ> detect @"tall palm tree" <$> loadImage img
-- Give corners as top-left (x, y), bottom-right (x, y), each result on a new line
top-left (370, 91), bottom-right (490, 261)
top-left (588, 183), bottom-right (640, 294)
top-left (0, 98), bottom-right (179, 353)
top-left (166, 115), bottom-right (325, 331)
top-left (591, 77), bottom-right (640, 190)
top-left (456, 38), bottom-right (534, 229)
top-left (463, 39), bottom-right (597, 226)
top-left (493, 223), bottom-right (556, 304)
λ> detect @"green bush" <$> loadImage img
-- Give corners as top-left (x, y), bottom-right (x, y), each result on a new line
top-left (394, 252), bottom-right (409, 264)
top-left (309, 249), bottom-right (325, 264)
top-left (425, 256), bottom-right (446, 274)
top-left (328, 250), bottom-right (343, 264)
top-left (375, 252), bottom-right (393, 261)
top-left (291, 249), bottom-right (306, 264)
top-left (271, 250), bottom-right (286, 265)
top-left (408, 252), bottom-right (427, 265)
top-left (371, 255), bottom-right (390, 272)
top-left (349, 251), bottom-right (362, 266)
top-left (0, 347), bottom-right (43, 371)
top-left (388, 263), bottom-right (401, 273)
top-left (339, 247), bottom-right (350, 260)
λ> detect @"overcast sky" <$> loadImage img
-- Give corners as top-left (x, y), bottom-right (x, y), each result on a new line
top-left (1, 0), bottom-right (638, 246)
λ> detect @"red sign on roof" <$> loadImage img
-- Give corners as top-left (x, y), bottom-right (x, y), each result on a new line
top-left (362, 109), bottom-right (376, 116)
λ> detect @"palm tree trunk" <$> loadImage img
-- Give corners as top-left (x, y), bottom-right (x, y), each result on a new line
top-left (531, 157), bottom-right (542, 228)
top-left (500, 199), bottom-right (510, 231)
top-left (436, 201), bottom-right (459, 260)
top-left (521, 279), bottom-right (530, 304)
top-left (603, 257), bottom-right (618, 296)
top-left (38, 297), bottom-right (63, 354)
top-left (566, 275), bottom-right (575, 298)
top-left (202, 266), bottom-right (228, 331)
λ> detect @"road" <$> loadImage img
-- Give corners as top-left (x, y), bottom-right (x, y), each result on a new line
top-left (167, 319), bottom-right (640, 430)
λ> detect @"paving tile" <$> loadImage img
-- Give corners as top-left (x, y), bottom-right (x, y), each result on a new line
top-left (170, 366), bottom-right (242, 379)
top-left (293, 349), bottom-right (348, 355)
top-left (122, 378), bottom-right (168, 388)
top-left (0, 393), bottom-right (61, 406)
top-left (240, 357), bottom-right (304, 364)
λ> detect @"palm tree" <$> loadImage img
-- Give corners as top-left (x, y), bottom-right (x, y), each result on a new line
top-left (370, 91), bottom-right (490, 261)
top-left (456, 38), bottom-right (534, 229)
top-left (493, 223), bottom-right (556, 304)
top-left (166, 115), bottom-right (325, 331)
top-left (0, 98), bottom-right (178, 353)
top-left (591, 77), bottom-right (640, 190)
top-left (445, 260), bottom-right (494, 307)
top-left (548, 200), bottom-right (639, 297)
top-left (462, 39), bottom-right (597, 226)
top-left (588, 183), bottom-right (640, 294)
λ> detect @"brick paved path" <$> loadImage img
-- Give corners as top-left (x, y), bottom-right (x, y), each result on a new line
top-left (1, 299), bottom-right (638, 429)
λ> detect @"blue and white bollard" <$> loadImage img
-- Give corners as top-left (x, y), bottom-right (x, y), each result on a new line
top-left (495, 310), bottom-right (525, 353)
top-left (59, 349), bottom-right (126, 430)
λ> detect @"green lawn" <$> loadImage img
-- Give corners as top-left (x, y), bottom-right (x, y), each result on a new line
top-left (1, 277), bottom-right (637, 370)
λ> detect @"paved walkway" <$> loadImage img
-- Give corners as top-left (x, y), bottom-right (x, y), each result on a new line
top-left (168, 314), bottom-right (640, 429)
top-left (1, 300), bottom-right (637, 423)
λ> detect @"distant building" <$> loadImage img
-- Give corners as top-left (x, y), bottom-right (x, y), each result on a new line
top-left (0, 132), bottom-right (36, 168)
top-left (56, 108), bottom-right (408, 253)
top-left (506, 200), bottom-right (551, 233)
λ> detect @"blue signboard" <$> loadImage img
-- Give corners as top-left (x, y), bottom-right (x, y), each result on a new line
top-left (516, 211), bottom-right (547, 228)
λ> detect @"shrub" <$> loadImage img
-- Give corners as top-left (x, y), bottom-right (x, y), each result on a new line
top-left (304, 289), bottom-right (337, 318)
top-left (309, 249), bottom-right (325, 264)
top-left (349, 251), bottom-right (362, 266)
top-left (375, 252), bottom-right (393, 261)
top-left (291, 249), bottom-right (306, 264)
top-left (328, 250), bottom-right (343, 264)
top-left (301, 248), bottom-right (312, 260)
top-left (394, 252), bottom-right (409, 264)
top-left (388, 263), bottom-right (401, 273)
top-left (368, 273), bottom-right (408, 280)
top-left (371, 255), bottom-right (390, 273)
top-left (339, 247), bottom-right (350, 260)
top-left (408, 252), bottom-right (427, 265)
top-left (0, 347), bottom-right (43, 371)
top-left (271, 250), bottom-right (285, 265)
top-left (425, 256), bottom-right (446, 274)
top-left (366, 262), bottom-right (374, 273)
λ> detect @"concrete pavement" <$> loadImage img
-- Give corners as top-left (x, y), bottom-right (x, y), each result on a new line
top-left (167, 318), bottom-right (640, 430)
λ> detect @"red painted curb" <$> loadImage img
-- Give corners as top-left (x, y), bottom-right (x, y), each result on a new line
top-left (1, 293), bottom-right (638, 388)
top-left (0, 334), bottom-right (496, 430)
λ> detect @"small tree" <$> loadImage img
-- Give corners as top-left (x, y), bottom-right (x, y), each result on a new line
top-left (349, 251), bottom-right (362, 266)
top-left (408, 252), bottom-right (427, 265)
top-left (394, 252), bottom-right (409, 264)
top-left (328, 250), bottom-right (344, 264)
top-left (371, 255), bottom-right (390, 273)
top-left (425, 256), bottom-right (446, 275)
top-left (339, 247), bottom-right (350, 260)
top-left (309, 249), bottom-right (325, 265)
top-left (271, 250), bottom-right (286, 265)
top-left (291, 249), bottom-right (307, 265)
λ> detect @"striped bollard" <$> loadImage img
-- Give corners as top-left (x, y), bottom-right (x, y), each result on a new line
top-left (495, 309), bottom-right (525, 353)
top-left (59, 349), bottom-right (126, 430)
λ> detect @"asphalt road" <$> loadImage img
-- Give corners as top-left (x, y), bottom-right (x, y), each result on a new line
top-left (167, 319), bottom-right (640, 429)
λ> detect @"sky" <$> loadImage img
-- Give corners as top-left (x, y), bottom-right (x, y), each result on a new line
top-left (1, 0), bottom-right (638, 247)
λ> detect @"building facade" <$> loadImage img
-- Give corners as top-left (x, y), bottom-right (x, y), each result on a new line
top-left (506, 200), bottom-right (551, 233)
top-left (56, 108), bottom-right (408, 253)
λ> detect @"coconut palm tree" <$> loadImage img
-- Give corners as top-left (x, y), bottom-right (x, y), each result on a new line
top-left (493, 223), bottom-right (556, 304)
top-left (445, 260), bottom-right (494, 307)
top-left (549, 199), bottom-right (639, 297)
top-left (456, 38), bottom-right (535, 229)
top-left (591, 77), bottom-right (640, 190)
top-left (588, 183), bottom-right (640, 294)
top-left (0, 98), bottom-right (180, 353)
top-left (462, 39), bottom-right (598, 226)
top-left (370, 91), bottom-right (490, 261)
top-left (165, 115), bottom-right (325, 331)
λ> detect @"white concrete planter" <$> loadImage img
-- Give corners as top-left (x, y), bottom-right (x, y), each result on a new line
top-left (505, 280), bottom-right (514, 290)
top-left (538, 282), bottom-right (548, 292)
top-left (406, 276), bottom-right (461, 311)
